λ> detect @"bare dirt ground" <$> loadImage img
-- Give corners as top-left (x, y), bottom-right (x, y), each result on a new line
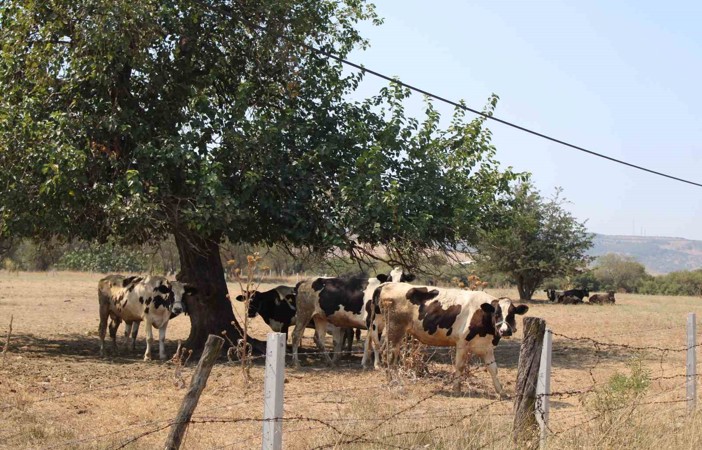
top-left (1, 272), bottom-right (702, 449)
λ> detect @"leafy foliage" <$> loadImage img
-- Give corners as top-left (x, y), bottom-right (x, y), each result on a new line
top-left (474, 182), bottom-right (593, 299)
top-left (0, 0), bottom-right (516, 271)
top-left (593, 254), bottom-right (650, 293)
top-left (55, 243), bottom-right (147, 273)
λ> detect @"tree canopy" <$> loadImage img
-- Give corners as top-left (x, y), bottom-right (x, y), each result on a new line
top-left (474, 183), bottom-right (593, 300)
top-left (0, 0), bottom-right (518, 348)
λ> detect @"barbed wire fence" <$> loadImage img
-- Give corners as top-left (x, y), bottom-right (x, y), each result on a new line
top-left (2, 312), bottom-right (702, 449)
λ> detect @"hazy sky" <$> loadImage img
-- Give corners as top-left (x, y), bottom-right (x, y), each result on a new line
top-left (347, 0), bottom-right (702, 240)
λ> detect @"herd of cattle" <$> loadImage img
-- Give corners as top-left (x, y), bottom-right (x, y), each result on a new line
top-left (544, 288), bottom-right (616, 305)
top-left (97, 269), bottom-right (613, 395)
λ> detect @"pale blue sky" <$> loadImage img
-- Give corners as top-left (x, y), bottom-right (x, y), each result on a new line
top-left (348, 0), bottom-right (702, 240)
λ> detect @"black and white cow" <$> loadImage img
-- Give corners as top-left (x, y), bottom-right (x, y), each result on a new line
top-left (98, 275), bottom-right (195, 361)
top-left (235, 285), bottom-right (297, 337)
top-left (372, 283), bottom-right (528, 395)
top-left (290, 267), bottom-right (415, 367)
top-left (544, 289), bottom-right (563, 303)
top-left (561, 289), bottom-right (589, 301)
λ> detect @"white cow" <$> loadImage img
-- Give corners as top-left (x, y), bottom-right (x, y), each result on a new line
top-left (98, 275), bottom-right (194, 361)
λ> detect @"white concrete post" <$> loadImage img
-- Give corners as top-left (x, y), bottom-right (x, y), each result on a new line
top-left (262, 333), bottom-right (286, 450)
top-left (536, 328), bottom-right (552, 449)
top-left (687, 313), bottom-right (696, 412)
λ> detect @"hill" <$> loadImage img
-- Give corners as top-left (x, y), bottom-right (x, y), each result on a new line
top-left (590, 234), bottom-right (702, 274)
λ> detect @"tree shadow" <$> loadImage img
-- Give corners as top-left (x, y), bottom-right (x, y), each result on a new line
top-left (6, 332), bottom-right (183, 365)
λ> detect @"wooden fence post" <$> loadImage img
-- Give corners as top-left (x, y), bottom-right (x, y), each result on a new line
top-left (535, 328), bottom-right (552, 449)
top-left (262, 332), bottom-right (286, 450)
top-left (513, 317), bottom-right (546, 447)
top-left (687, 313), bottom-right (696, 412)
top-left (164, 334), bottom-right (224, 450)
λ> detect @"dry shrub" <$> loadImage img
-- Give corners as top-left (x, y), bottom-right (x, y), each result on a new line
top-left (398, 336), bottom-right (432, 379)
top-left (171, 340), bottom-right (193, 389)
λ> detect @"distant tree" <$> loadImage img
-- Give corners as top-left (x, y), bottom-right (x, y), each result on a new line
top-left (474, 183), bottom-right (593, 300)
top-left (593, 254), bottom-right (650, 293)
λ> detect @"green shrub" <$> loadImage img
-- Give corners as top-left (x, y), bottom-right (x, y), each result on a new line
top-left (56, 243), bottom-right (148, 273)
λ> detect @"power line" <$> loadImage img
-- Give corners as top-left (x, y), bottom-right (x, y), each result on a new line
top-left (193, 0), bottom-right (702, 188)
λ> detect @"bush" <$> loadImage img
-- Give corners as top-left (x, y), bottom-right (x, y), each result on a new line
top-left (56, 243), bottom-right (148, 273)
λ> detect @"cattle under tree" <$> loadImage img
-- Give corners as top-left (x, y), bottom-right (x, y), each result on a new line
top-left (372, 282), bottom-right (528, 395)
top-left (98, 275), bottom-right (195, 360)
top-left (290, 267), bottom-right (415, 367)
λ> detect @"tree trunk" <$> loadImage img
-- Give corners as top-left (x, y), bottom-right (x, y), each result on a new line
top-left (517, 276), bottom-right (538, 301)
top-left (173, 228), bottom-right (259, 353)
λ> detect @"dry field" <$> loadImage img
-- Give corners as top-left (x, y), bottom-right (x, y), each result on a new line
top-left (2, 271), bottom-right (702, 449)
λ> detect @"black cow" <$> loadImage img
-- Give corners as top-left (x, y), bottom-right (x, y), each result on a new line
top-left (562, 289), bottom-right (589, 301)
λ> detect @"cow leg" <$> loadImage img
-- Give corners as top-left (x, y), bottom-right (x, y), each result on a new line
top-left (372, 321), bottom-right (384, 369)
top-left (108, 318), bottom-right (121, 354)
top-left (158, 323), bottom-right (168, 361)
top-left (312, 317), bottom-right (334, 366)
top-left (291, 313), bottom-right (312, 368)
top-left (482, 349), bottom-right (505, 398)
top-left (123, 321), bottom-right (132, 339)
top-left (453, 345), bottom-right (469, 393)
top-left (143, 317), bottom-right (154, 361)
top-left (129, 321), bottom-right (140, 351)
top-left (98, 304), bottom-right (109, 357)
top-left (330, 326), bottom-right (345, 364)
top-left (361, 328), bottom-right (373, 369)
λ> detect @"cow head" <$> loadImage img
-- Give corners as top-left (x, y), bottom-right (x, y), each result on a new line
top-left (235, 291), bottom-right (262, 318)
top-left (491, 298), bottom-right (529, 337)
top-left (387, 267), bottom-right (416, 283)
top-left (169, 281), bottom-right (196, 316)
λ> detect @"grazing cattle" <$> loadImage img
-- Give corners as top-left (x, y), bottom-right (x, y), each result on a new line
top-left (372, 283), bottom-right (528, 395)
top-left (235, 286), bottom-right (356, 347)
top-left (589, 291), bottom-right (616, 304)
top-left (291, 267), bottom-right (415, 367)
top-left (98, 275), bottom-right (195, 361)
top-left (562, 289), bottom-right (589, 301)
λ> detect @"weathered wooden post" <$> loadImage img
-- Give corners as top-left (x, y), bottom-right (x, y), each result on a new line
top-left (535, 328), bottom-right (552, 449)
top-left (262, 332), bottom-right (286, 450)
top-left (513, 317), bottom-right (546, 447)
top-left (687, 313), bottom-right (696, 412)
top-left (164, 334), bottom-right (224, 450)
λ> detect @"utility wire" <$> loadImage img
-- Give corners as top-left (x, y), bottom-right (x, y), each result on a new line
top-left (193, 0), bottom-right (702, 188)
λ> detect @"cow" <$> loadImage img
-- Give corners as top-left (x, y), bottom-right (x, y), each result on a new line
top-left (544, 289), bottom-right (563, 302)
top-left (235, 285), bottom-right (297, 337)
top-left (589, 291), bottom-right (616, 304)
top-left (290, 267), bottom-right (415, 368)
top-left (98, 275), bottom-right (195, 361)
top-left (562, 289), bottom-right (589, 301)
top-left (559, 295), bottom-right (583, 305)
top-left (372, 283), bottom-right (528, 396)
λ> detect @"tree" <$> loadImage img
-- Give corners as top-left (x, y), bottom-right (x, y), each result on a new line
top-left (593, 254), bottom-right (649, 293)
top-left (474, 183), bottom-right (593, 300)
top-left (0, 0), bottom-right (516, 351)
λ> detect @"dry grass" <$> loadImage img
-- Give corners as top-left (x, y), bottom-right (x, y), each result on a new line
top-left (1, 271), bottom-right (702, 449)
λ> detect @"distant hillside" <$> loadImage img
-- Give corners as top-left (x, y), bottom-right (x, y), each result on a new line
top-left (589, 234), bottom-right (702, 274)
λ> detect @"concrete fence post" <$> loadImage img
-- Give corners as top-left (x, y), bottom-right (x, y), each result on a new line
top-left (535, 328), bottom-right (552, 449)
top-left (262, 333), bottom-right (286, 450)
top-left (687, 313), bottom-right (696, 412)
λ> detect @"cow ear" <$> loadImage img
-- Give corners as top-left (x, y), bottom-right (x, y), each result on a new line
top-left (376, 274), bottom-right (389, 283)
top-left (403, 274), bottom-right (416, 282)
top-left (515, 304), bottom-right (529, 315)
top-left (285, 294), bottom-right (295, 302)
top-left (480, 303), bottom-right (495, 314)
top-left (234, 295), bottom-right (245, 302)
